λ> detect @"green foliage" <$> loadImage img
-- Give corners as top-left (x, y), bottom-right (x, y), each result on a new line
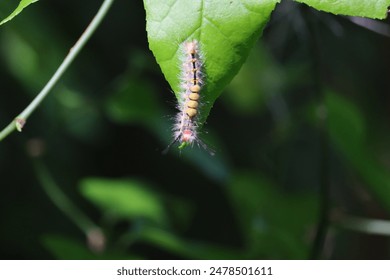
top-left (0, 0), bottom-right (38, 26)
top-left (225, 42), bottom-right (285, 115)
top-left (43, 235), bottom-right (100, 260)
top-left (144, 0), bottom-right (279, 124)
top-left (295, 0), bottom-right (390, 19)
top-left (80, 178), bottom-right (168, 225)
top-left (42, 235), bottom-right (138, 260)
top-left (144, 0), bottom-right (390, 126)
top-left (324, 92), bottom-right (390, 212)
top-left (139, 227), bottom-right (243, 259)
top-left (106, 78), bottom-right (160, 125)
top-left (2, 0), bottom-right (390, 261)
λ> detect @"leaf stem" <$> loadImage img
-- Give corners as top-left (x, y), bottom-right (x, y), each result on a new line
top-left (0, 0), bottom-right (115, 141)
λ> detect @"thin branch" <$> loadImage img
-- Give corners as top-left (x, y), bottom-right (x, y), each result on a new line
top-left (0, 0), bottom-right (115, 141)
top-left (34, 161), bottom-right (95, 232)
top-left (34, 160), bottom-right (105, 253)
top-left (335, 215), bottom-right (390, 236)
top-left (302, 8), bottom-right (331, 260)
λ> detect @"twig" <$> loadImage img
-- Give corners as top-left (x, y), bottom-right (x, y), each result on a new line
top-left (336, 215), bottom-right (390, 236)
top-left (34, 160), bottom-right (105, 252)
top-left (0, 0), bottom-right (115, 141)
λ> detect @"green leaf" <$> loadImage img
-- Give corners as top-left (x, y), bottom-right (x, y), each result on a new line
top-left (144, 0), bottom-right (279, 124)
top-left (324, 91), bottom-right (390, 213)
top-left (295, 0), bottom-right (390, 19)
top-left (42, 234), bottom-right (138, 260)
top-left (0, 0), bottom-right (39, 26)
top-left (325, 91), bottom-right (366, 155)
top-left (140, 227), bottom-right (243, 259)
top-left (80, 178), bottom-right (168, 225)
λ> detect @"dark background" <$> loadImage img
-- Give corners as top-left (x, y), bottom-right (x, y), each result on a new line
top-left (0, 0), bottom-right (390, 259)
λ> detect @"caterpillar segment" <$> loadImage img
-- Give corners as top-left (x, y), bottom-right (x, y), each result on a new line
top-left (164, 40), bottom-right (213, 154)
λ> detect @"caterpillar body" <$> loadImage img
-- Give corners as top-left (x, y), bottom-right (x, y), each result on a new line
top-left (164, 40), bottom-right (213, 154)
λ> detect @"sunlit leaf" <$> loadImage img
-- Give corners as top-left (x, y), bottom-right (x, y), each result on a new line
top-left (144, 0), bottom-right (279, 124)
top-left (295, 0), bottom-right (390, 19)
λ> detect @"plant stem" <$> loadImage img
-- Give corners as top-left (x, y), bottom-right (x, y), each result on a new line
top-left (34, 160), bottom-right (96, 233)
top-left (302, 8), bottom-right (331, 259)
top-left (0, 0), bottom-right (115, 141)
top-left (310, 114), bottom-right (330, 259)
top-left (33, 159), bottom-right (106, 252)
top-left (336, 216), bottom-right (390, 236)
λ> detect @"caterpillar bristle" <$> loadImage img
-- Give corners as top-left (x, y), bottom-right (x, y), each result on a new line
top-left (163, 39), bottom-right (214, 156)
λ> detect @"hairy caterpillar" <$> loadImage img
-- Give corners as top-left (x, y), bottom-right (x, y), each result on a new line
top-left (164, 40), bottom-right (213, 155)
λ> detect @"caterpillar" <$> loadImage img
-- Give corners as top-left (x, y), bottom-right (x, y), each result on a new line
top-left (164, 40), bottom-right (213, 155)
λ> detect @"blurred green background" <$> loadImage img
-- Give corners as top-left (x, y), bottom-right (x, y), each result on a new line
top-left (1, 0), bottom-right (390, 259)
